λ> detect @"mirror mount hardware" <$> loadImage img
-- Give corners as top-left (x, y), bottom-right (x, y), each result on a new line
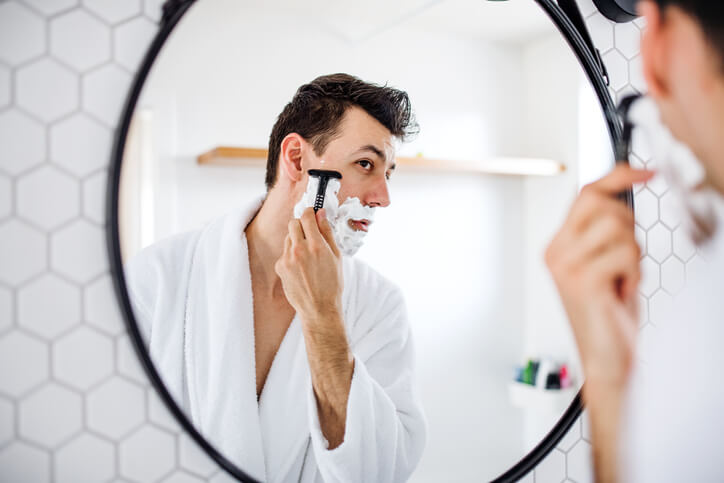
top-left (557, 0), bottom-right (610, 86)
top-left (162, 0), bottom-right (196, 26)
top-left (593, 0), bottom-right (638, 23)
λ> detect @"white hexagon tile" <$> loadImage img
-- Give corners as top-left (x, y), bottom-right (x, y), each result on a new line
top-left (0, 0), bottom-right (695, 481)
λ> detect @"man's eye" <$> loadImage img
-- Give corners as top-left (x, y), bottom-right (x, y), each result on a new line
top-left (357, 160), bottom-right (373, 170)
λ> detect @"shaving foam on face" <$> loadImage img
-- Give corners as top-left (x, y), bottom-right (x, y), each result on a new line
top-left (293, 175), bottom-right (376, 256)
top-left (629, 96), bottom-right (722, 244)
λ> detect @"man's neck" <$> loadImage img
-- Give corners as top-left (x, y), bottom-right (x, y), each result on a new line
top-left (245, 188), bottom-right (296, 299)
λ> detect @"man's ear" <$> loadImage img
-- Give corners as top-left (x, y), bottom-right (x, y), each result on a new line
top-left (279, 133), bottom-right (305, 183)
top-left (639, 1), bottom-right (668, 99)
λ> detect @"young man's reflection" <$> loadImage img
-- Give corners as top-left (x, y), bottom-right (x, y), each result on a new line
top-left (546, 1), bottom-right (724, 481)
top-left (126, 74), bottom-right (426, 482)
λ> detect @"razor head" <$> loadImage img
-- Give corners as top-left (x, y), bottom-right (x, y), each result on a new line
top-left (308, 169), bottom-right (342, 179)
top-left (307, 169), bottom-right (342, 212)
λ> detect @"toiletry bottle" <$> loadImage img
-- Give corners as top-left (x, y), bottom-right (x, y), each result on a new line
top-left (559, 364), bottom-right (570, 389)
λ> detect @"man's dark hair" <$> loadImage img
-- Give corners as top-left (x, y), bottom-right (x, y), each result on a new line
top-left (654, 0), bottom-right (724, 66)
top-left (265, 73), bottom-right (418, 191)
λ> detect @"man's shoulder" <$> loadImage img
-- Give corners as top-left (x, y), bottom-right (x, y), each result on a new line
top-left (344, 256), bottom-right (399, 289)
top-left (123, 228), bottom-right (204, 301)
top-left (127, 229), bottom-right (202, 274)
top-left (342, 257), bottom-right (406, 310)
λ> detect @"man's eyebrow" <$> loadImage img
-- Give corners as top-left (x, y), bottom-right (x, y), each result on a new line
top-left (354, 144), bottom-right (385, 160)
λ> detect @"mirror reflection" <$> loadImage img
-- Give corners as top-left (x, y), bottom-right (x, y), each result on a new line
top-left (119, 0), bottom-right (614, 481)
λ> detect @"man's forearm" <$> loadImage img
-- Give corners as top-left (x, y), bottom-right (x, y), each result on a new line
top-left (584, 382), bottom-right (626, 483)
top-left (301, 308), bottom-right (355, 449)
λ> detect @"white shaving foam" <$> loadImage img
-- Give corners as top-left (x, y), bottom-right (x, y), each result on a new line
top-left (629, 96), bottom-right (724, 242)
top-left (293, 176), bottom-right (376, 256)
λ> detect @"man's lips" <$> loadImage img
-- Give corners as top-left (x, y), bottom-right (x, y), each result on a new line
top-left (348, 219), bottom-right (371, 232)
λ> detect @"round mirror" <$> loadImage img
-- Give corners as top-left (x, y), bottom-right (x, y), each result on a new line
top-left (109, 0), bottom-right (621, 481)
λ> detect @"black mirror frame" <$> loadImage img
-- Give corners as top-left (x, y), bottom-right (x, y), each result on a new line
top-left (106, 1), bottom-right (632, 481)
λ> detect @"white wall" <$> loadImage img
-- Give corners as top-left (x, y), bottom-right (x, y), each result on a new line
top-left (132, 0), bottom-right (527, 238)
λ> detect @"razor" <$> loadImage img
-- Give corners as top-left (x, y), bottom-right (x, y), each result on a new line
top-left (308, 169), bottom-right (342, 212)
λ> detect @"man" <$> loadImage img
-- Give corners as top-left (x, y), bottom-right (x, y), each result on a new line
top-left (125, 74), bottom-right (427, 482)
top-left (546, 1), bottom-right (724, 481)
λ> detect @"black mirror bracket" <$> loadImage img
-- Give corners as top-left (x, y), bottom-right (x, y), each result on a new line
top-left (557, 0), bottom-right (611, 86)
top-left (162, 0), bottom-right (196, 26)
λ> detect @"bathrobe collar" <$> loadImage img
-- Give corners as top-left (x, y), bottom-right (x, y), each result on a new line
top-left (185, 196), bottom-right (312, 482)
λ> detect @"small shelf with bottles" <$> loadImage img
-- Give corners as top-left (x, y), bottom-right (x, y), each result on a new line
top-left (508, 358), bottom-right (577, 410)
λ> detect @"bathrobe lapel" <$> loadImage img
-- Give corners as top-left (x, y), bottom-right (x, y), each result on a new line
top-left (258, 314), bottom-right (312, 482)
top-left (185, 201), bottom-right (267, 482)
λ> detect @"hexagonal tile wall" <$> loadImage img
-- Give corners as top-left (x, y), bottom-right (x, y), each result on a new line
top-left (51, 9), bottom-right (111, 72)
top-left (0, 3), bottom-right (46, 66)
top-left (0, 287), bottom-right (12, 334)
top-left (0, 441), bottom-right (51, 482)
top-left (17, 165), bottom-right (80, 230)
top-left (86, 376), bottom-right (145, 440)
top-left (16, 59), bottom-right (79, 123)
top-left (83, 170), bottom-right (108, 224)
top-left (18, 382), bottom-right (83, 448)
top-left (161, 471), bottom-right (208, 483)
top-left (18, 273), bottom-right (81, 339)
top-left (0, 0), bottom-right (697, 481)
top-left (53, 326), bottom-right (114, 390)
top-left (534, 448), bottom-right (566, 483)
top-left (55, 433), bottom-right (116, 483)
top-left (119, 426), bottom-right (176, 482)
top-left (0, 220), bottom-right (47, 286)
top-left (50, 219), bottom-right (108, 283)
top-left (83, 0), bottom-right (142, 24)
top-left (0, 66), bottom-right (10, 109)
top-left (0, 175), bottom-right (11, 220)
top-left (114, 16), bottom-right (157, 71)
top-left (0, 331), bottom-right (49, 397)
top-left (648, 289), bottom-right (674, 327)
top-left (0, 109), bottom-right (46, 176)
top-left (84, 273), bottom-right (126, 336)
top-left (179, 433), bottom-right (220, 479)
top-left (116, 334), bottom-right (146, 384)
top-left (82, 63), bottom-right (132, 127)
top-left (51, 113), bottom-right (112, 177)
top-left (23, 0), bottom-right (79, 16)
top-left (0, 397), bottom-right (14, 446)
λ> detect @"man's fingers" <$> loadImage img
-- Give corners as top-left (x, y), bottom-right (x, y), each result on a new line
top-left (317, 209), bottom-right (340, 257)
top-left (288, 219), bottom-right (305, 244)
top-left (585, 242), bottom-right (641, 298)
top-left (299, 207), bottom-right (324, 244)
top-left (566, 188), bottom-right (636, 235)
top-left (564, 212), bottom-right (639, 271)
top-left (583, 164), bottom-right (655, 196)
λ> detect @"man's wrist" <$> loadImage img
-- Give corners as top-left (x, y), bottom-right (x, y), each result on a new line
top-left (299, 303), bottom-right (342, 323)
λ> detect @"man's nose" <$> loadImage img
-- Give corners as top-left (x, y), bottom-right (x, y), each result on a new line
top-left (366, 175), bottom-right (390, 208)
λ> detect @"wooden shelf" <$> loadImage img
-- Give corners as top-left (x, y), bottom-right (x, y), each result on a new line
top-left (197, 146), bottom-right (566, 176)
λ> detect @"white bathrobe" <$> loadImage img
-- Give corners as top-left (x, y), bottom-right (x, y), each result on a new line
top-left (620, 194), bottom-right (724, 482)
top-left (124, 197), bottom-right (427, 483)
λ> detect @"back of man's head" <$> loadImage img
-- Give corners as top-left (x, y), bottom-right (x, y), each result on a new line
top-left (652, 0), bottom-right (724, 68)
top-left (265, 73), bottom-right (418, 191)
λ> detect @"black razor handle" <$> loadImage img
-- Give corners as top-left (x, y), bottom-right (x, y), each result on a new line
top-left (308, 169), bottom-right (342, 213)
top-left (314, 178), bottom-right (329, 212)
top-left (614, 94), bottom-right (642, 206)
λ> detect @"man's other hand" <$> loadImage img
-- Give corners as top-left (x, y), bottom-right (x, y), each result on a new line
top-left (545, 164), bottom-right (655, 392)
